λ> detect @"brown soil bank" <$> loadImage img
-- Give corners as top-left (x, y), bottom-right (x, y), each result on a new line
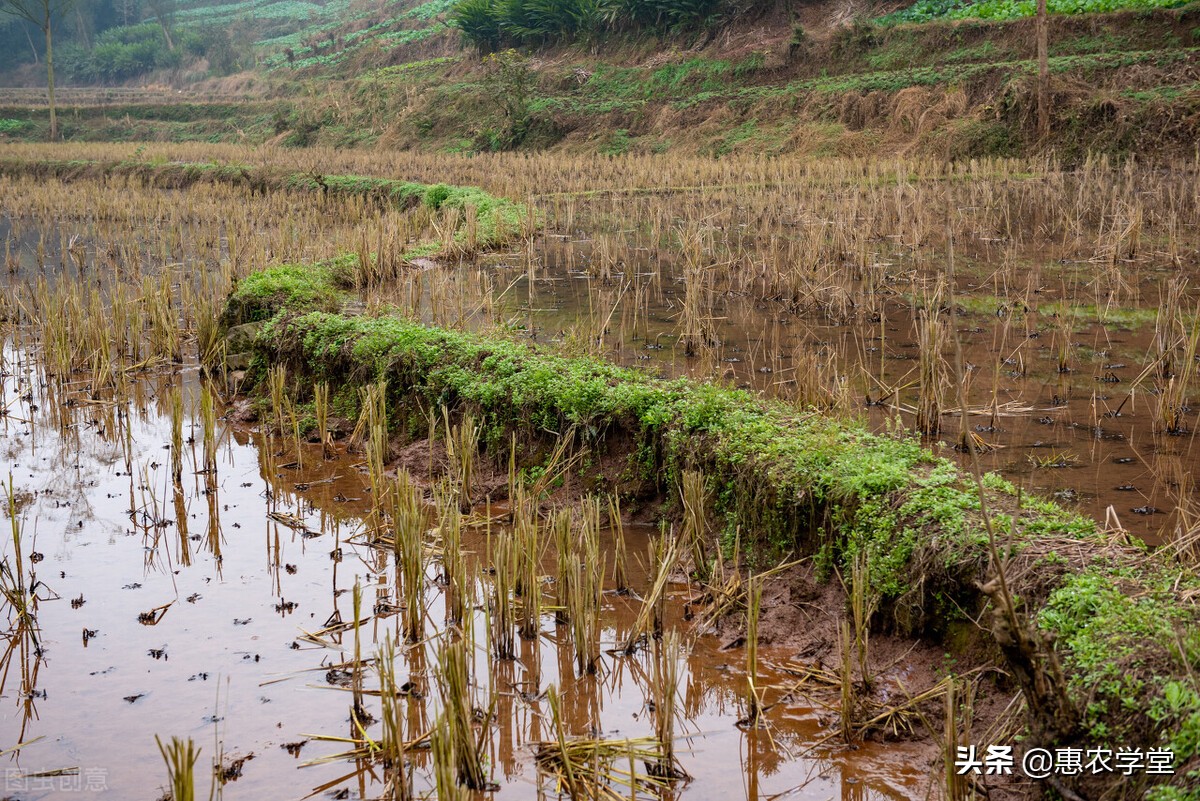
top-left (221, 256), bottom-right (1200, 799)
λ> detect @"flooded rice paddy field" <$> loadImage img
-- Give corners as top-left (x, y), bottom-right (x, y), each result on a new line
top-left (3, 172), bottom-right (1200, 544)
top-left (472, 241), bottom-right (1193, 542)
top-left (0, 346), bottom-right (925, 799)
top-left (1, 153), bottom-right (1199, 798)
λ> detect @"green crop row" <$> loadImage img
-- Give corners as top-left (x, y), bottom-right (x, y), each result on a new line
top-left (880, 0), bottom-right (1195, 25)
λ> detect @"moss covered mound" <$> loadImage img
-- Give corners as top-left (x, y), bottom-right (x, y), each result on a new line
top-left (226, 259), bottom-right (1200, 798)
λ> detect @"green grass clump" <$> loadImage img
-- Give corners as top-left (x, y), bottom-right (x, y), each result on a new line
top-left (917, 291), bottom-right (1161, 328)
top-left (275, 174), bottom-right (527, 246)
top-left (282, 172), bottom-right (428, 204)
top-left (574, 57), bottom-right (765, 104)
top-left (225, 260), bottom-right (347, 324)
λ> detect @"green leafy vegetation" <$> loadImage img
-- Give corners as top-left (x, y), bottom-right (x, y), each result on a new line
top-left (880, 0), bottom-right (1195, 24)
top-left (1041, 564), bottom-right (1200, 761)
top-left (58, 23), bottom-right (187, 82)
top-left (449, 0), bottom-right (742, 51)
top-left (1, 0), bottom-right (451, 84)
top-left (600, 128), bottom-right (632, 155)
top-left (245, 0), bottom-right (459, 72)
top-left (262, 21), bottom-right (441, 71)
top-left (223, 261), bottom-right (346, 323)
top-left (176, 0), bottom-right (334, 24)
top-left (20, 12), bottom-right (257, 83)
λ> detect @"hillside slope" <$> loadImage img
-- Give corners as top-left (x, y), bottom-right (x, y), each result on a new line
top-left (1, 0), bottom-right (1198, 160)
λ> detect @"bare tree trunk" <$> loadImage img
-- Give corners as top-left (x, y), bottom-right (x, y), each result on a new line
top-left (75, 5), bottom-right (89, 48)
top-left (1037, 0), bottom-right (1049, 139)
top-left (43, 10), bottom-right (56, 141)
top-left (23, 23), bottom-right (38, 63)
top-left (145, 0), bottom-right (177, 50)
top-left (158, 18), bottom-right (174, 50)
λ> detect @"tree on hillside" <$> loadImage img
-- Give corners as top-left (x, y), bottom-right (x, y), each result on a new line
top-left (115, 0), bottom-right (136, 25)
top-left (483, 49), bottom-right (535, 146)
top-left (0, 0), bottom-right (77, 140)
top-left (143, 0), bottom-right (173, 50)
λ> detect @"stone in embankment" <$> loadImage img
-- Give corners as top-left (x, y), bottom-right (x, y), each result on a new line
top-left (224, 321), bottom-right (263, 371)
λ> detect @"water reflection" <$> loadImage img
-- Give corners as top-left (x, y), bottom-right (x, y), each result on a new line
top-left (0, 338), bottom-right (921, 800)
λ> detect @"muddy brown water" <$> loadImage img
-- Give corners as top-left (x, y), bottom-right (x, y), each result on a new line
top-left (464, 241), bottom-right (1200, 544)
top-left (0, 344), bottom-right (927, 799)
